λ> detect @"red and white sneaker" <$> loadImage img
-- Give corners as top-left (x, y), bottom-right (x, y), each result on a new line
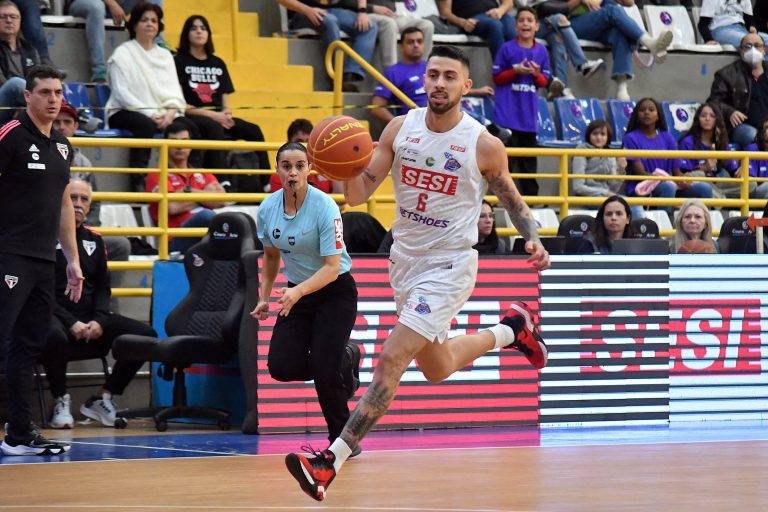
top-left (500, 301), bottom-right (548, 369)
top-left (285, 446), bottom-right (337, 501)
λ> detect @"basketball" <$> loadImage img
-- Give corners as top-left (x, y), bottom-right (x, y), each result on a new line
top-left (677, 239), bottom-right (716, 254)
top-left (308, 115), bottom-right (374, 181)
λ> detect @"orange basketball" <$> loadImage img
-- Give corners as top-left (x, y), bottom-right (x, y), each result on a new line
top-left (677, 239), bottom-right (716, 254)
top-left (307, 115), bottom-right (374, 181)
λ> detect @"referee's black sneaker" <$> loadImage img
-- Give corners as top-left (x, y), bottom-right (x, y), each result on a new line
top-left (342, 341), bottom-right (361, 399)
top-left (1, 424), bottom-right (70, 456)
top-left (501, 301), bottom-right (548, 369)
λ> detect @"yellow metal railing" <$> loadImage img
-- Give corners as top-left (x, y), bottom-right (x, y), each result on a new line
top-left (325, 40), bottom-right (417, 116)
top-left (72, 138), bottom-right (768, 297)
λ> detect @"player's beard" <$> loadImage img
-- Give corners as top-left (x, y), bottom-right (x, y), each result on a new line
top-left (428, 94), bottom-right (459, 115)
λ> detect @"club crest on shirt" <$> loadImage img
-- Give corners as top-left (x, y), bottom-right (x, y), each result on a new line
top-left (4, 275), bottom-right (18, 289)
top-left (56, 143), bottom-right (69, 160)
top-left (443, 152), bottom-right (461, 172)
top-left (82, 240), bottom-right (96, 256)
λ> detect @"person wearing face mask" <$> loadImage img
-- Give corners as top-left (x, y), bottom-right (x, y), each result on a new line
top-left (708, 33), bottom-right (768, 148)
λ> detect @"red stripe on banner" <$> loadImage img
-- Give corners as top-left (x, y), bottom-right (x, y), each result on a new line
top-left (255, 255), bottom-right (542, 432)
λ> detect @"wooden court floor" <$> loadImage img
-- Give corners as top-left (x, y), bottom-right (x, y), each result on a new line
top-left (1, 422), bottom-right (767, 511)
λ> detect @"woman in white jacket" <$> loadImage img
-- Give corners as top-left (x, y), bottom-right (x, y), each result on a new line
top-left (106, 1), bottom-right (187, 191)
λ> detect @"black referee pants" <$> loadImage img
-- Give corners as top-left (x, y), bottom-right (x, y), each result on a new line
top-left (267, 272), bottom-right (358, 441)
top-left (0, 254), bottom-right (55, 437)
top-left (40, 314), bottom-right (157, 398)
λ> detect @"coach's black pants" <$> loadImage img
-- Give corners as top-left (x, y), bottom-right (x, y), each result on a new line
top-left (0, 254), bottom-right (55, 437)
top-left (40, 314), bottom-right (157, 398)
top-left (267, 272), bottom-right (358, 441)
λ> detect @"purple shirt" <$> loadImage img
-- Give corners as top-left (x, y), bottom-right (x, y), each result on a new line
top-left (745, 143), bottom-right (768, 178)
top-left (622, 129), bottom-right (678, 196)
top-left (676, 134), bottom-right (738, 175)
top-left (373, 61), bottom-right (427, 116)
top-left (492, 39), bottom-right (550, 133)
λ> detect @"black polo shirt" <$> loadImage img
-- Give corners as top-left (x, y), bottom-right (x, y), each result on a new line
top-left (0, 113), bottom-right (72, 262)
top-left (747, 72), bottom-right (768, 129)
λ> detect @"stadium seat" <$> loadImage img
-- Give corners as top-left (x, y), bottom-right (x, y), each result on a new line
top-left (630, 217), bottom-right (660, 239)
top-left (557, 214), bottom-right (596, 254)
top-left (214, 205), bottom-right (259, 226)
top-left (709, 209), bottom-right (724, 233)
top-left (644, 209), bottom-right (673, 233)
top-left (717, 216), bottom-right (759, 253)
top-left (532, 208), bottom-right (560, 230)
top-left (537, 97), bottom-right (574, 148)
top-left (553, 98), bottom-right (605, 146)
top-left (606, 99), bottom-right (635, 146)
top-left (406, 0), bottom-right (482, 44)
top-left (64, 82), bottom-right (125, 137)
top-left (493, 207), bottom-right (516, 249)
top-left (623, 4), bottom-right (647, 33)
top-left (460, 95), bottom-right (494, 124)
top-left (661, 101), bottom-right (699, 143)
top-left (99, 204), bottom-right (138, 228)
top-left (643, 5), bottom-right (723, 53)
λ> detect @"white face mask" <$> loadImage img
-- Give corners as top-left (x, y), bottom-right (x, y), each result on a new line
top-left (742, 47), bottom-right (765, 68)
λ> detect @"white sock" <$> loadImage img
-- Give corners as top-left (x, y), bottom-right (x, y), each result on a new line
top-left (638, 33), bottom-right (653, 49)
top-left (102, 391), bottom-right (112, 400)
top-left (328, 438), bottom-right (353, 472)
top-left (487, 323), bottom-right (516, 350)
top-left (616, 76), bottom-right (630, 100)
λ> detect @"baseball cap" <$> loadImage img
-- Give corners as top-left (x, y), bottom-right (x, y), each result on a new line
top-left (59, 99), bottom-right (78, 120)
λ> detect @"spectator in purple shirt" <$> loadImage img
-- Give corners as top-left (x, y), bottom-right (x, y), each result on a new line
top-left (492, 7), bottom-right (550, 197)
top-left (623, 98), bottom-right (712, 216)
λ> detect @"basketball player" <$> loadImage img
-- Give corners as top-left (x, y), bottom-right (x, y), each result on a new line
top-left (285, 45), bottom-right (550, 501)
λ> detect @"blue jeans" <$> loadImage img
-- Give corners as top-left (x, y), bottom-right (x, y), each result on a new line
top-left (710, 23), bottom-right (768, 48)
top-left (537, 14), bottom-right (588, 84)
top-left (732, 123), bottom-right (758, 147)
top-left (0, 77), bottom-right (27, 124)
top-left (317, 8), bottom-right (378, 79)
top-left (570, 3), bottom-right (644, 78)
top-left (170, 208), bottom-right (217, 254)
top-left (67, 0), bottom-right (108, 78)
top-left (14, 0), bottom-right (49, 59)
top-left (469, 12), bottom-right (516, 60)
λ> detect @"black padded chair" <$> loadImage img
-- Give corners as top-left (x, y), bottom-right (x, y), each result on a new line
top-left (717, 216), bottom-right (758, 254)
top-left (557, 215), bottom-right (596, 254)
top-left (630, 218), bottom-right (660, 239)
top-left (113, 212), bottom-right (260, 431)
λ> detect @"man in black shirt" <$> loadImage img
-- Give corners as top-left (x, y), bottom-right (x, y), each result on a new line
top-left (40, 178), bottom-right (156, 429)
top-left (0, 65), bottom-right (83, 456)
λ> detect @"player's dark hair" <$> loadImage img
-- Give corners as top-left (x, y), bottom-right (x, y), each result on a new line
top-left (178, 15), bottom-right (214, 56)
top-left (401, 26), bottom-right (424, 41)
top-left (428, 45), bottom-right (470, 73)
top-left (25, 65), bottom-right (64, 91)
top-left (126, 2), bottom-right (164, 40)
top-left (287, 118), bottom-right (313, 141)
top-left (276, 141), bottom-right (308, 165)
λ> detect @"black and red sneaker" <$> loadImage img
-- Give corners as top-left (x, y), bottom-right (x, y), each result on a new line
top-left (500, 301), bottom-right (548, 369)
top-left (285, 446), bottom-right (337, 501)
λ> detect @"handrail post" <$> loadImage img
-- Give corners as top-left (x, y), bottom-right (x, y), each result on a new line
top-left (158, 141), bottom-right (170, 260)
top-left (333, 49), bottom-right (344, 116)
top-left (741, 156), bottom-right (750, 216)
top-left (559, 153), bottom-right (569, 218)
top-left (231, 0), bottom-right (239, 61)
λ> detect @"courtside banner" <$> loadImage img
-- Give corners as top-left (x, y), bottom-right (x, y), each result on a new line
top-left (669, 254), bottom-right (768, 421)
top-left (255, 255), bottom-right (542, 433)
top-left (538, 256), bottom-right (671, 427)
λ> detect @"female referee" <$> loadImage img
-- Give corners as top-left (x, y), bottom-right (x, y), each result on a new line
top-left (250, 142), bottom-right (362, 454)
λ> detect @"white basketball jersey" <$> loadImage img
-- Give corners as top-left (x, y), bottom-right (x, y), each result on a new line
top-left (390, 108), bottom-right (486, 252)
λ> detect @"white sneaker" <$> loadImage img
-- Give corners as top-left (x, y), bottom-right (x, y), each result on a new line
top-left (580, 58), bottom-right (604, 78)
top-left (650, 30), bottom-right (673, 63)
top-left (50, 394), bottom-right (74, 429)
top-left (80, 393), bottom-right (117, 427)
top-left (562, 87), bottom-right (575, 99)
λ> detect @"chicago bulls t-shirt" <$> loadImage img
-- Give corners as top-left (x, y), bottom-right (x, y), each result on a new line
top-left (174, 52), bottom-right (235, 110)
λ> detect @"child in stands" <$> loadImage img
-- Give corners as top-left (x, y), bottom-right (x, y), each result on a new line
top-left (492, 7), bottom-right (550, 197)
top-left (571, 120), bottom-right (625, 200)
top-left (676, 102), bottom-right (738, 199)
top-left (623, 97), bottom-right (712, 216)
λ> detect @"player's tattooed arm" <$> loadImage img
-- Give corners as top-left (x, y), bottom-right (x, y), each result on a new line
top-left (488, 172), bottom-right (540, 242)
top-left (363, 169), bottom-right (377, 183)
